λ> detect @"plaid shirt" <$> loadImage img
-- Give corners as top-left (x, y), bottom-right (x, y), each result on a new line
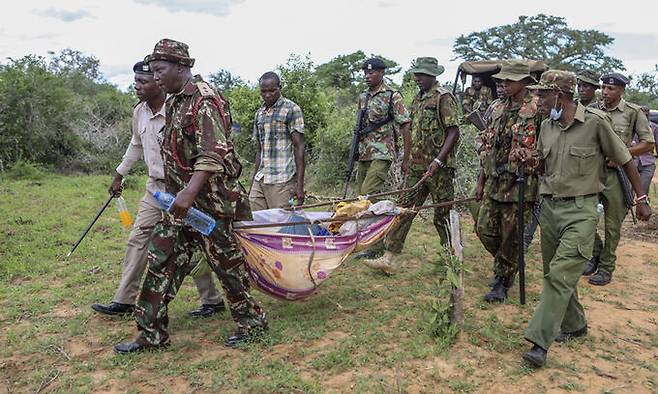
top-left (253, 96), bottom-right (304, 184)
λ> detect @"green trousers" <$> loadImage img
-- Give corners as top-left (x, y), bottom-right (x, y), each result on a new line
top-left (592, 168), bottom-right (628, 274)
top-left (476, 197), bottom-right (534, 285)
top-left (385, 167), bottom-right (454, 253)
top-left (356, 159), bottom-right (391, 198)
top-left (524, 195), bottom-right (597, 350)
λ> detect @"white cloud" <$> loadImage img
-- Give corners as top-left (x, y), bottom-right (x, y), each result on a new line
top-left (132, 0), bottom-right (243, 16)
top-left (32, 7), bottom-right (92, 22)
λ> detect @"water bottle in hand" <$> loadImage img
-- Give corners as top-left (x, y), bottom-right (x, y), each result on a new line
top-left (116, 196), bottom-right (133, 229)
top-left (153, 191), bottom-right (216, 235)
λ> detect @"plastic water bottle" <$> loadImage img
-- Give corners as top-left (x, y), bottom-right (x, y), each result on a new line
top-left (596, 203), bottom-right (604, 218)
top-left (153, 191), bottom-right (216, 235)
top-left (116, 196), bottom-right (133, 229)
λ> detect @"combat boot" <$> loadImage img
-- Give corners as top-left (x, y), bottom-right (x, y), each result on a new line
top-left (522, 344), bottom-right (547, 368)
top-left (363, 251), bottom-right (401, 275)
top-left (588, 270), bottom-right (612, 286)
top-left (582, 256), bottom-right (599, 276)
top-left (484, 277), bottom-right (508, 303)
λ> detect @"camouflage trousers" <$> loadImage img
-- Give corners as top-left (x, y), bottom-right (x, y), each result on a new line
top-left (134, 218), bottom-right (266, 345)
top-left (476, 197), bottom-right (534, 285)
top-left (386, 167), bottom-right (455, 254)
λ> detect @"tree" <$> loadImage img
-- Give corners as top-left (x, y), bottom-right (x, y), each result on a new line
top-left (452, 14), bottom-right (624, 76)
top-left (209, 69), bottom-right (245, 92)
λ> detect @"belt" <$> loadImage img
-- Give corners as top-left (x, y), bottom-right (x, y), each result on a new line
top-left (542, 193), bottom-right (597, 202)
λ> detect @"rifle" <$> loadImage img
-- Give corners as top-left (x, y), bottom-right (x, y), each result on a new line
top-left (67, 194), bottom-right (115, 257)
top-left (614, 165), bottom-right (637, 224)
top-left (516, 162), bottom-right (526, 305)
top-left (343, 106), bottom-right (365, 198)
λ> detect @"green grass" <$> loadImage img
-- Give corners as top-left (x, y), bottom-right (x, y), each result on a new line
top-left (1, 174), bottom-right (657, 392)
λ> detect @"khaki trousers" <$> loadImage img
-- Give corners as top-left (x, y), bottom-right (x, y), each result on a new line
top-left (248, 177), bottom-right (297, 211)
top-left (112, 178), bottom-right (221, 305)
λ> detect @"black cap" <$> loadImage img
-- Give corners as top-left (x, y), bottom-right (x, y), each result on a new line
top-left (600, 72), bottom-right (629, 86)
top-left (362, 58), bottom-right (386, 71)
top-left (133, 61), bottom-right (152, 75)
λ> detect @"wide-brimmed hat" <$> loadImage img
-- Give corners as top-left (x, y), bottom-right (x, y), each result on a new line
top-left (409, 57), bottom-right (445, 77)
top-left (576, 71), bottom-right (600, 87)
top-left (492, 60), bottom-right (535, 82)
top-left (145, 38), bottom-right (195, 67)
top-left (527, 70), bottom-right (576, 94)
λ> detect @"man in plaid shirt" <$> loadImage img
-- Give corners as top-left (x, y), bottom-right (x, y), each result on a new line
top-left (249, 71), bottom-right (306, 210)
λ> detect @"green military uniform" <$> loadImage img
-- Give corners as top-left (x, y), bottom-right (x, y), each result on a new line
top-left (462, 85), bottom-right (494, 114)
top-left (477, 61), bottom-right (542, 289)
top-left (385, 58), bottom-right (459, 252)
top-left (356, 82), bottom-right (411, 197)
top-left (133, 40), bottom-right (266, 347)
top-left (523, 70), bottom-right (632, 351)
top-left (593, 90), bottom-right (654, 277)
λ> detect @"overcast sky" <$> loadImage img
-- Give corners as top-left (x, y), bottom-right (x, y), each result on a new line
top-left (3, 0), bottom-right (657, 90)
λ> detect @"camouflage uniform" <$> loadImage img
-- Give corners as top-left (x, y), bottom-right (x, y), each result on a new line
top-left (386, 83), bottom-right (459, 252)
top-left (462, 85), bottom-right (493, 114)
top-left (356, 83), bottom-right (411, 196)
top-left (133, 41), bottom-right (266, 346)
top-left (477, 89), bottom-right (542, 286)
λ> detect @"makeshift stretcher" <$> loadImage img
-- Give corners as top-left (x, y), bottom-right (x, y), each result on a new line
top-left (234, 197), bottom-right (474, 301)
top-left (234, 201), bottom-right (401, 301)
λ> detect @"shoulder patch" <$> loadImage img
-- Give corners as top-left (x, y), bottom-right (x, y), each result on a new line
top-left (195, 81), bottom-right (216, 98)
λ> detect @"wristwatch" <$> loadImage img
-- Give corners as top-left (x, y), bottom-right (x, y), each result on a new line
top-left (433, 158), bottom-right (445, 168)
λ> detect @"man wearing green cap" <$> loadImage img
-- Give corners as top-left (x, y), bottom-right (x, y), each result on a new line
top-left (114, 39), bottom-right (267, 353)
top-left (352, 58), bottom-right (412, 260)
top-left (475, 60), bottom-right (542, 302)
top-left (576, 72), bottom-right (601, 108)
top-left (364, 57), bottom-right (460, 274)
top-left (521, 70), bottom-right (651, 368)
top-left (585, 72), bottom-right (655, 286)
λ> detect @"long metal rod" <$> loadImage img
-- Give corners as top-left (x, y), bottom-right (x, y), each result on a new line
top-left (236, 197), bottom-right (475, 230)
top-left (66, 194), bottom-right (114, 257)
top-left (289, 173), bottom-right (431, 211)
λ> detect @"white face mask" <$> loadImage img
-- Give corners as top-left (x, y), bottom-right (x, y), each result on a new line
top-left (549, 95), bottom-right (563, 121)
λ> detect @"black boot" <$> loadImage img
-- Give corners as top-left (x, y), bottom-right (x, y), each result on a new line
top-left (224, 326), bottom-right (268, 348)
top-left (588, 270), bottom-right (612, 286)
top-left (484, 277), bottom-right (508, 303)
top-left (91, 302), bottom-right (134, 316)
top-left (583, 257), bottom-right (599, 276)
top-left (555, 326), bottom-right (587, 343)
top-left (188, 302), bottom-right (226, 318)
top-left (522, 345), bottom-right (547, 367)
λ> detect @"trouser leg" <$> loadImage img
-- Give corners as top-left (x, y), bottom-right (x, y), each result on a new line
top-left (429, 168), bottom-right (455, 249)
top-left (134, 223), bottom-right (197, 345)
top-left (524, 196), bottom-right (596, 349)
top-left (385, 169), bottom-right (429, 254)
top-left (598, 170), bottom-right (627, 274)
top-left (476, 197), bottom-right (502, 264)
top-left (113, 192), bottom-right (162, 305)
top-left (357, 159), bottom-right (391, 198)
top-left (637, 163), bottom-right (655, 196)
top-left (248, 179), bottom-right (268, 211)
top-left (198, 218), bottom-right (267, 332)
top-left (193, 269), bottom-right (221, 305)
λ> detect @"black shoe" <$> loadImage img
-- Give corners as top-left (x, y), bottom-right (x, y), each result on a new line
top-left (555, 326), bottom-right (588, 343)
top-left (224, 327), bottom-right (268, 348)
top-left (484, 279), bottom-right (508, 303)
top-left (91, 302), bottom-right (135, 316)
top-left (588, 271), bottom-right (612, 286)
top-left (583, 257), bottom-right (599, 276)
top-left (188, 303), bottom-right (226, 318)
top-left (522, 345), bottom-right (547, 368)
top-left (114, 340), bottom-right (168, 354)
top-left (353, 248), bottom-right (384, 260)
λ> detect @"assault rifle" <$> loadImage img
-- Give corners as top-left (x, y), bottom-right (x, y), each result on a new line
top-left (614, 165), bottom-right (637, 224)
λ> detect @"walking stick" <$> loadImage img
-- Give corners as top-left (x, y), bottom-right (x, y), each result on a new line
top-left (66, 194), bottom-right (115, 257)
top-left (517, 162), bottom-right (526, 305)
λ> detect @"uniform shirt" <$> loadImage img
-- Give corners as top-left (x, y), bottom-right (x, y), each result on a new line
top-left (357, 83), bottom-right (411, 162)
top-left (632, 121), bottom-right (658, 166)
top-left (116, 101), bottom-right (166, 180)
top-left (252, 96), bottom-right (304, 184)
top-left (409, 83), bottom-right (460, 169)
top-left (578, 97), bottom-right (601, 109)
top-left (600, 98), bottom-right (654, 147)
top-left (462, 85), bottom-right (493, 113)
top-left (162, 75), bottom-right (250, 220)
top-left (537, 103), bottom-right (632, 198)
top-left (480, 89), bottom-right (542, 202)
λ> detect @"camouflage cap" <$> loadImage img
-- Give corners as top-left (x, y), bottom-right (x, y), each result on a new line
top-left (576, 70), bottom-right (600, 87)
top-left (491, 60), bottom-right (536, 82)
top-left (527, 70), bottom-right (576, 94)
top-left (409, 57), bottom-right (445, 77)
top-left (145, 38), bottom-right (195, 67)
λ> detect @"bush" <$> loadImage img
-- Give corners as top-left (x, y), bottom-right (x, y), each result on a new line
top-left (2, 160), bottom-right (46, 180)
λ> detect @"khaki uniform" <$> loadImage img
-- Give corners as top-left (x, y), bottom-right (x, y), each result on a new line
top-left (524, 103), bottom-right (632, 350)
top-left (594, 99), bottom-right (654, 275)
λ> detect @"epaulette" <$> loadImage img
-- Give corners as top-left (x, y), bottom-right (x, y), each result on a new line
top-left (585, 107), bottom-right (608, 120)
top-left (624, 101), bottom-right (643, 111)
top-left (195, 81), bottom-right (216, 98)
